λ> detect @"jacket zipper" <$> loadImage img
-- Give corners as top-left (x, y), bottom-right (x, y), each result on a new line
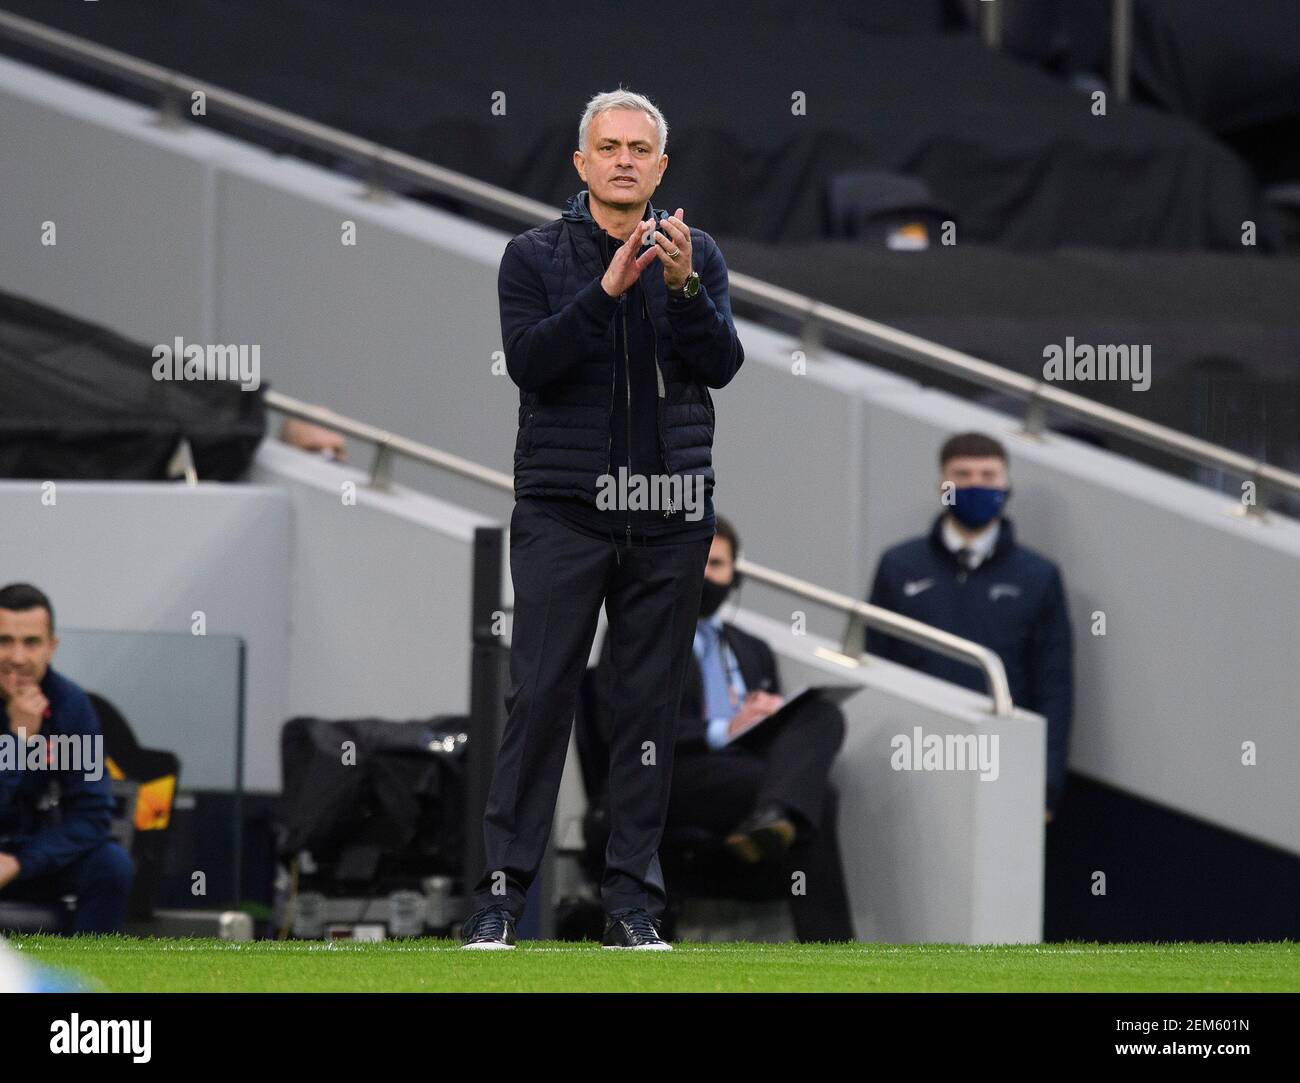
top-left (623, 293), bottom-right (632, 549)
top-left (643, 287), bottom-right (673, 517)
top-left (598, 224), bottom-right (674, 539)
top-left (595, 281), bottom-right (621, 563)
top-left (603, 235), bottom-right (615, 485)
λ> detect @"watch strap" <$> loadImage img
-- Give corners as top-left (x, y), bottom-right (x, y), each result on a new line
top-left (671, 271), bottom-right (700, 299)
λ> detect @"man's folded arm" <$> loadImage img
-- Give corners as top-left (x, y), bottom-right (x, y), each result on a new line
top-left (665, 237), bottom-right (744, 389)
top-left (12, 784), bottom-right (114, 881)
top-left (499, 238), bottom-right (620, 392)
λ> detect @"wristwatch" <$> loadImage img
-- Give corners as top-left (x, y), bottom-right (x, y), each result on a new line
top-left (669, 271), bottom-right (700, 300)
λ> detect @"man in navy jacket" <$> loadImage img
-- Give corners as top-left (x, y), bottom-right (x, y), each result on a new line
top-left (0, 583), bottom-right (133, 933)
top-left (865, 434), bottom-right (1074, 820)
top-left (464, 90), bottom-right (743, 949)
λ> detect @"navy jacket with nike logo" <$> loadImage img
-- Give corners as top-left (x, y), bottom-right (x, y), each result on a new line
top-left (865, 514), bottom-right (1074, 814)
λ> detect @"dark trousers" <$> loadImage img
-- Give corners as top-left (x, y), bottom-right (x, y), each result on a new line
top-left (0, 839), bottom-right (134, 934)
top-left (666, 698), bottom-right (856, 941)
top-left (471, 499), bottom-right (712, 923)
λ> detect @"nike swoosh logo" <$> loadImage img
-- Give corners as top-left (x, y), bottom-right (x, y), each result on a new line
top-left (902, 578), bottom-right (935, 597)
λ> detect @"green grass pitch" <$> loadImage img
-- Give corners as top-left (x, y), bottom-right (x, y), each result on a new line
top-left (7, 936), bottom-right (1298, 992)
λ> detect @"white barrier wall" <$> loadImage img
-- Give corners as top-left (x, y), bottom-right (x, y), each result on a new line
top-left (725, 609), bottom-right (1045, 944)
top-left (3, 56), bottom-right (1297, 858)
top-left (247, 439), bottom-right (497, 730)
top-left (0, 480), bottom-right (291, 791)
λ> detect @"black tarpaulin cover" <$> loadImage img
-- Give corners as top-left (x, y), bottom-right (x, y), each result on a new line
top-left (0, 291), bottom-right (265, 481)
top-left (0, 0), bottom-right (1279, 252)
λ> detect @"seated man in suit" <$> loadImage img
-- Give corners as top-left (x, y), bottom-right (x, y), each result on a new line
top-left (0, 583), bottom-right (133, 934)
top-left (593, 517), bottom-right (854, 942)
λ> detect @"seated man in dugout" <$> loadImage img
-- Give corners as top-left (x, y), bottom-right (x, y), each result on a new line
top-left (0, 583), bottom-right (133, 934)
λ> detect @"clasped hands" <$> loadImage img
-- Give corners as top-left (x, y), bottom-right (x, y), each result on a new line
top-left (601, 208), bottom-right (694, 297)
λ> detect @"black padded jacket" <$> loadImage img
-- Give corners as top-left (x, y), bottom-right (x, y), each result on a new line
top-left (498, 189), bottom-right (744, 505)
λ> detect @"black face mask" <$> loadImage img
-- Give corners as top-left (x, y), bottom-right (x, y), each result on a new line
top-left (699, 573), bottom-right (739, 618)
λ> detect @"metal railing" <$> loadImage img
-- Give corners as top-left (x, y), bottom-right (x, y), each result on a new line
top-left (2, 9), bottom-right (1298, 510)
top-left (266, 390), bottom-right (1015, 716)
top-left (1111, 0), bottom-right (1133, 103)
top-left (980, 0), bottom-right (1133, 104)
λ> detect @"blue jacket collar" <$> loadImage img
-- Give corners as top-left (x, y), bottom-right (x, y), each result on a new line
top-left (563, 189), bottom-right (661, 236)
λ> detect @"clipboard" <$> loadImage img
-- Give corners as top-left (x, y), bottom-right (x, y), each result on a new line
top-left (724, 683), bottom-right (862, 746)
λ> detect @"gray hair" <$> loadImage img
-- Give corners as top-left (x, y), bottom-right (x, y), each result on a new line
top-left (577, 89), bottom-right (668, 157)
